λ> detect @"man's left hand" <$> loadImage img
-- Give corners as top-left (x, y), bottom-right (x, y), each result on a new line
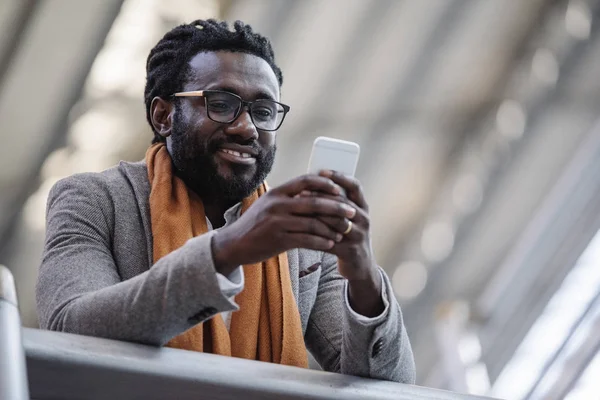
top-left (301, 170), bottom-right (385, 317)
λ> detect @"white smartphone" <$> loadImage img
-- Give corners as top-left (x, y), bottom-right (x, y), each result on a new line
top-left (307, 136), bottom-right (360, 176)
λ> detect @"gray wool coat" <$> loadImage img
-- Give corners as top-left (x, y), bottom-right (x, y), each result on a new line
top-left (36, 160), bottom-right (416, 383)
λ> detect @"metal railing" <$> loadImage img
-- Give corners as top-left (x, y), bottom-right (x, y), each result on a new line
top-left (0, 261), bottom-right (500, 400)
top-left (0, 265), bottom-right (29, 400)
top-left (22, 327), bottom-right (500, 400)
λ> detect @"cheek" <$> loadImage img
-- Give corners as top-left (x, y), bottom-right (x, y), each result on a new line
top-left (259, 132), bottom-right (277, 148)
top-left (174, 112), bottom-right (219, 151)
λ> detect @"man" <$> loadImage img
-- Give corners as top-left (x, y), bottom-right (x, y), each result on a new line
top-left (36, 19), bottom-right (415, 383)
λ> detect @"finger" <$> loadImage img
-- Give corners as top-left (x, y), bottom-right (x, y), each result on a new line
top-left (286, 216), bottom-right (343, 242)
top-left (287, 233), bottom-right (335, 251)
top-left (318, 214), bottom-right (369, 242)
top-left (297, 187), bottom-right (348, 200)
top-left (319, 170), bottom-right (367, 210)
top-left (300, 191), bottom-right (356, 209)
top-left (298, 190), bottom-right (345, 202)
top-left (340, 219), bottom-right (366, 241)
top-left (299, 192), bottom-right (368, 226)
top-left (315, 215), bottom-right (350, 234)
top-left (273, 174), bottom-right (343, 197)
top-left (283, 196), bottom-right (356, 219)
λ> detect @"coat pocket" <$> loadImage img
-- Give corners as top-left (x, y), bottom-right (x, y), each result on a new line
top-left (299, 263), bottom-right (321, 292)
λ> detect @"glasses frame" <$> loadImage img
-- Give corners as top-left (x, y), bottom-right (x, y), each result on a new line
top-left (172, 90), bottom-right (290, 132)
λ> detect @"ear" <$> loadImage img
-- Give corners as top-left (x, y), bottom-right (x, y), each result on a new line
top-left (150, 97), bottom-right (173, 138)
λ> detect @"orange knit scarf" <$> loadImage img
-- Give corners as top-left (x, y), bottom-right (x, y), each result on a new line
top-left (146, 143), bottom-right (308, 367)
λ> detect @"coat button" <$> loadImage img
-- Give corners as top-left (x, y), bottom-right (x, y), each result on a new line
top-left (206, 307), bottom-right (217, 315)
top-left (372, 338), bottom-right (384, 357)
top-left (188, 307), bottom-right (217, 323)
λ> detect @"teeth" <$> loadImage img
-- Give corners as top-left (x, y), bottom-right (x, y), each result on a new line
top-left (222, 149), bottom-right (252, 158)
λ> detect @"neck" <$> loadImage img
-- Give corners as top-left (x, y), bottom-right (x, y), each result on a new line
top-left (174, 170), bottom-right (239, 229)
top-left (201, 194), bottom-right (239, 229)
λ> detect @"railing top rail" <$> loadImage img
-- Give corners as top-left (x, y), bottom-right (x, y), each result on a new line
top-left (0, 265), bottom-right (17, 306)
top-left (1, 265), bottom-right (29, 400)
top-left (23, 328), bottom-right (500, 400)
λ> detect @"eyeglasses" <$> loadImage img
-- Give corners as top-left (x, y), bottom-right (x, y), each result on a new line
top-left (172, 90), bottom-right (290, 131)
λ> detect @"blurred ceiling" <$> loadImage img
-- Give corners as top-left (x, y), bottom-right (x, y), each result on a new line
top-left (0, 0), bottom-right (122, 248)
top-left (0, 0), bottom-right (599, 396)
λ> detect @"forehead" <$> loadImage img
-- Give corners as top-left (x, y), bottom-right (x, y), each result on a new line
top-left (184, 51), bottom-right (280, 100)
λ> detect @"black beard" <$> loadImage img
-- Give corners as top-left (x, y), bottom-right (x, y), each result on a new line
top-left (169, 111), bottom-right (275, 202)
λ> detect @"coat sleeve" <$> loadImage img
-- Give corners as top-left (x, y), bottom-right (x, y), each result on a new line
top-left (36, 174), bottom-right (238, 346)
top-left (303, 251), bottom-right (416, 383)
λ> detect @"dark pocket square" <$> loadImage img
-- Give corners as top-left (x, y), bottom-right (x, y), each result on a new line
top-left (299, 262), bottom-right (321, 278)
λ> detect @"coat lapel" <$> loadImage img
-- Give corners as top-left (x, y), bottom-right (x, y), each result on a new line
top-left (119, 160), bottom-right (153, 268)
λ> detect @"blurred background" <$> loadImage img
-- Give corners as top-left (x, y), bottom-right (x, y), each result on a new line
top-left (0, 0), bottom-right (599, 398)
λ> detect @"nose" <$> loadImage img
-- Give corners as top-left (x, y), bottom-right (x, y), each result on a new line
top-left (224, 107), bottom-right (259, 142)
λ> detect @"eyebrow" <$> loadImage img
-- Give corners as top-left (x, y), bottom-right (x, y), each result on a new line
top-left (202, 85), bottom-right (276, 101)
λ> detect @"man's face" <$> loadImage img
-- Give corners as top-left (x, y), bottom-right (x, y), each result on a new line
top-left (166, 51), bottom-right (280, 201)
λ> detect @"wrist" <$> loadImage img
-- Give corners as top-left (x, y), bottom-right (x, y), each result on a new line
top-left (211, 229), bottom-right (240, 277)
top-left (341, 256), bottom-right (378, 281)
top-left (347, 266), bottom-right (381, 295)
top-left (347, 266), bottom-right (384, 318)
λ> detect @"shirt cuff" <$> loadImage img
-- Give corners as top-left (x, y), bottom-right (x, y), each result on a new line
top-left (344, 269), bottom-right (390, 325)
top-left (216, 266), bottom-right (245, 299)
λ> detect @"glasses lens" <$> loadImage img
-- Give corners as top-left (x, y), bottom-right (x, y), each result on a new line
top-left (204, 92), bottom-right (241, 123)
top-left (251, 100), bottom-right (286, 130)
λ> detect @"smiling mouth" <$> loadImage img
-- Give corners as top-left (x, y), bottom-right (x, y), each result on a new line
top-left (217, 148), bottom-right (257, 165)
top-left (221, 149), bottom-right (253, 158)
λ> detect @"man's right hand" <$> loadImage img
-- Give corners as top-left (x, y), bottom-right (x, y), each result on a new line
top-left (211, 175), bottom-right (356, 275)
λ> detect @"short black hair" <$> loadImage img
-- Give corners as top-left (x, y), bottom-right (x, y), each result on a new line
top-left (144, 19), bottom-right (283, 143)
